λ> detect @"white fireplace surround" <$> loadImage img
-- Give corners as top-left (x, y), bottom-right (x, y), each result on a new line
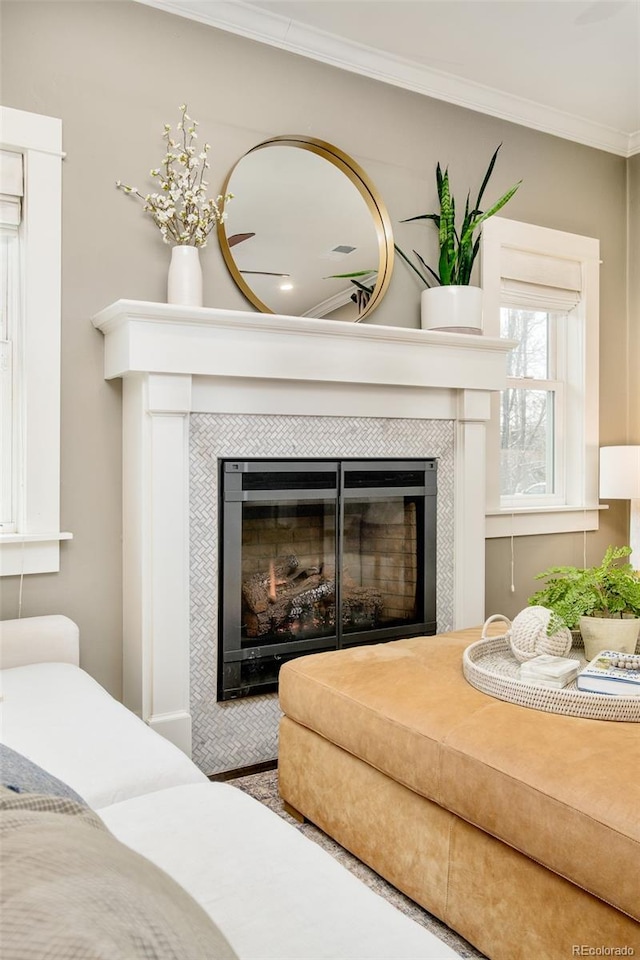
top-left (93, 300), bottom-right (515, 757)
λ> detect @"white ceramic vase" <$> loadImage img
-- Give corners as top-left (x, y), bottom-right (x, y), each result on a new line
top-left (167, 245), bottom-right (203, 307)
top-left (421, 285), bottom-right (483, 334)
top-left (579, 615), bottom-right (640, 662)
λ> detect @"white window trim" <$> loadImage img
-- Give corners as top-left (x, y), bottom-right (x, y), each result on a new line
top-left (482, 217), bottom-right (600, 538)
top-left (0, 106), bottom-right (71, 575)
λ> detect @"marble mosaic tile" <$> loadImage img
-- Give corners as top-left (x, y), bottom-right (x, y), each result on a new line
top-left (190, 413), bottom-right (454, 775)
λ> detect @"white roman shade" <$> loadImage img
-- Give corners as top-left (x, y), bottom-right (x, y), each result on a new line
top-left (0, 150), bottom-right (24, 228)
top-left (500, 246), bottom-right (582, 312)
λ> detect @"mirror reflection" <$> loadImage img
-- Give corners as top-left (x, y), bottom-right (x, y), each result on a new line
top-left (218, 137), bottom-right (393, 321)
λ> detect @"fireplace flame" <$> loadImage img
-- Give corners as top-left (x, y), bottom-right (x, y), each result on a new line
top-left (268, 561), bottom-right (277, 602)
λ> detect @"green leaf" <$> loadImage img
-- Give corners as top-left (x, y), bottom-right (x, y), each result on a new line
top-left (469, 180), bottom-right (522, 232)
top-left (438, 171), bottom-right (455, 285)
top-left (413, 249), bottom-right (441, 286)
top-left (400, 214), bottom-right (440, 227)
top-left (475, 144), bottom-right (501, 211)
top-left (325, 270), bottom-right (376, 279)
top-left (457, 237), bottom-right (474, 286)
top-left (393, 243), bottom-right (432, 286)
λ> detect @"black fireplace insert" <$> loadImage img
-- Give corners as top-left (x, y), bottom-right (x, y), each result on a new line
top-left (219, 458), bottom-right (437, 700)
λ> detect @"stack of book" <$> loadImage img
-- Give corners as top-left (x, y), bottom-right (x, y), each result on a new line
top-left (576, 651), bottom-right (640, 696)
top-left (519, 655), bottom-right (580, 689)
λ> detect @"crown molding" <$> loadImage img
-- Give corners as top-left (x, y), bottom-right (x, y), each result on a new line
top-left (135, 0), bottom-right (635, 159)
top-left (628, 131), bottom-right (640, 158)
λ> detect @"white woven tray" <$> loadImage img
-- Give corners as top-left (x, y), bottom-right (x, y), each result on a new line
top-left (463, 619), bottom-right (640, 722)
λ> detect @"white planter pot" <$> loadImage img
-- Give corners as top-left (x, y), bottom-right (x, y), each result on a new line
top-left (167, 245), bottom-right (203, 307)
top-left (421, 285), bottom-right (483, 334)
top-left (579, 615), bottom-right (640, 662)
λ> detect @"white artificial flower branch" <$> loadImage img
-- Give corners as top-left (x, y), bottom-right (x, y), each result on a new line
top-left (116, 104), bottom-right (232, 247)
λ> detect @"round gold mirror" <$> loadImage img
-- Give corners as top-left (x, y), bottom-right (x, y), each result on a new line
top-left (217, 136), bottom-right (393, 322)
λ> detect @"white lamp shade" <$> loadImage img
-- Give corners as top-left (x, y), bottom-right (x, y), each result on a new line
top-left (599, 446), bottom-right (640, 500)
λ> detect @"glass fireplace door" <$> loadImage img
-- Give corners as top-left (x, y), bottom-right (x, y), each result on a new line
top-left (220, 459), bottom-right (436, 700)
top-left (220, 461), bottom-right (340, 699)
top-left (340, 462), bottom-right (435, 645)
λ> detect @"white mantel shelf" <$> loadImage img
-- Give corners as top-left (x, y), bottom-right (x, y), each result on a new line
top-left (93, 299), bottom-right (515, 758)
top-left (92, 299), bottom-right (515, 393)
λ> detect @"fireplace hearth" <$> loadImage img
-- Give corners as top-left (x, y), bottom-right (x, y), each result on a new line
top-left (220, 459), bottom-right (437, 699)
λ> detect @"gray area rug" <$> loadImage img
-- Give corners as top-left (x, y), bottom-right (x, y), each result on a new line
top-left (230, 768), bottom-right (486, 960)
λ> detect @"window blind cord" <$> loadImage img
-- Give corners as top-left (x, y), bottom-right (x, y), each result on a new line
top-left (17, 535), bottom-right (25, 617)
top-left (510, 514), bottom-right (516, 593)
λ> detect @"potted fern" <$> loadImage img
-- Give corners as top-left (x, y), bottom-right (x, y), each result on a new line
top-left (528, 545), bottom-right (640, 660)
top-left (396, 145), bottom-right (520, 333)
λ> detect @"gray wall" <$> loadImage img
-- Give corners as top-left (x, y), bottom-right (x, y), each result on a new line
top-left (0, 0), bottom-right (633, 696)
top-left (628, 153), bottom-right (640, 444)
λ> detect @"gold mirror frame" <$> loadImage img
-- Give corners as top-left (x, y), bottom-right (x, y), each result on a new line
top-left (217, 136), bottom-right (394, 322)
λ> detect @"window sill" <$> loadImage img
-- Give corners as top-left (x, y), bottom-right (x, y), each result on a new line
top-left (0, 532), bottom-right (73, 576)
top-left (485, 506), bottom-right (606, 539)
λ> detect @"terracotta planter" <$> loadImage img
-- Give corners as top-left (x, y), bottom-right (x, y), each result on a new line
top-left (421, 285), bottom-right (483, 334)
top-left (579, 615), bottom-right (640, 662)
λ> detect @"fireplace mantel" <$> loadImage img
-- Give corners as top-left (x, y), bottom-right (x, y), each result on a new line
top-left (93, 300), bottom-right (515, 757)
top-left (93, 299), bottom-right (513, 393)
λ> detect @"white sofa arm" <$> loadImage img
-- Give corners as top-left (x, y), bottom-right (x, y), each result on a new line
top-left (0, 615), bottom-right (80, 669)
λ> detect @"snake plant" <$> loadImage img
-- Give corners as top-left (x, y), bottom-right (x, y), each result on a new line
top-left (396, 145), bottom-right (521, 287)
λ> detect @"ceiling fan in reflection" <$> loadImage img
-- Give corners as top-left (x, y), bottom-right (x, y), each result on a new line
top-left (325, 269), bottom-right (377, 313)
top-left (227, 232), bottom-right (290, 278)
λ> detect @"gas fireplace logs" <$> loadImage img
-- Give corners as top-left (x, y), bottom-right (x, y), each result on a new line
top-left (242, 554), bottom-right (383, 638)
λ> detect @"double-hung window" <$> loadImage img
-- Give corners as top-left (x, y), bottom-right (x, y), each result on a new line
top-left (482, 217), bottom-right (600, 537)
top-left (0, 106), bottom-right (69, 575)
top-left (0, 149), bottom-right (22, 532)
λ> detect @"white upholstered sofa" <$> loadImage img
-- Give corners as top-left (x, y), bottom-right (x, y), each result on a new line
top-left (0, 615), bottom-right (462, 960)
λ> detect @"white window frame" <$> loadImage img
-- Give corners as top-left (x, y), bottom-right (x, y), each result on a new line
top-left (482, 217), bottom-right (600, 538)
top-left (499, 307), bottom-right (566, 510)
top-left (0, 106), bottom-right (71, 575)
top-left (1, 228), bottom-right (21, 528)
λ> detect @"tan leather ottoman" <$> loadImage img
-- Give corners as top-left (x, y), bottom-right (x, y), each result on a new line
top-left (278, 628), bottom-right (640, 960)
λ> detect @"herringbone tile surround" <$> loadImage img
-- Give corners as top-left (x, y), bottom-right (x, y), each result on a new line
top-left (190, 413), bottom-right (455, 775)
